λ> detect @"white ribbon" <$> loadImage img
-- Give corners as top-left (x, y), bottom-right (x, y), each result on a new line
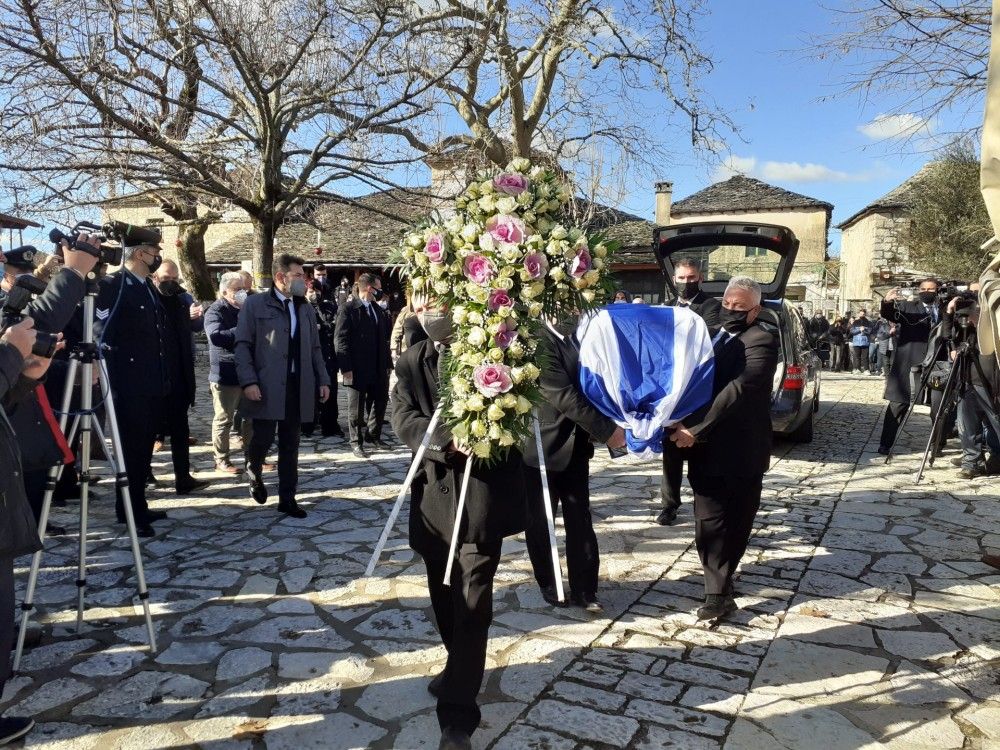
top-left (534, 413), bottom-right (565, 603)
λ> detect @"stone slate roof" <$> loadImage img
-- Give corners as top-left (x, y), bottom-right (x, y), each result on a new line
top-left (205, 188), bottom-right (656, 266)
top-left (671, 175), bottom-right (833, 216)
top-left (0, 212), bottom-right (41, 230)
top-left (836, 163), bottom-right (937, 230)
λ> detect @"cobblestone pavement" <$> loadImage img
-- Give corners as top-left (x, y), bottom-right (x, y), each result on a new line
top-left (2, 370), bottom-right (998, 749)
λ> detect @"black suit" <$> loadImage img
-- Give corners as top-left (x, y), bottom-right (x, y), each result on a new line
top-left (682, 323), bottom-right (778, 595)
top-left (157, 291), bottom-right (198, 488)
top-left (308, 299), bottom-right (340, 435)
top-left (659, 291), bottom-right (722, 517)
top-left (94, 270), bottom-right (171, 524)
top-left (335, 299), bottom-right (392, 446)
top-left (392, 339), bottom-right (526, 736)
top-left (522, 327), bottom-right (616, 598)
top-left (879, 298), bottom-right (941, 450)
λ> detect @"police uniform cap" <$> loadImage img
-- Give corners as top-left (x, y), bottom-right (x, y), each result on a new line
top-left (119, 224), bottom-right (162, 249)
top-left (4, 245), bottom-right (39, 269)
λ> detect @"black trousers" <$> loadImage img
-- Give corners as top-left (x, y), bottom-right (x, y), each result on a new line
top-left (346, 375), bottom-right (389, 445)
top-left (317, 369), bottom-right (340, 435)
top-left (880, 392), bottom-right (949, 451)
top-left (247, 376), bottom-right (301, 504)
top-left (422, 539), bottom-right (502, 736)
top-left (659, 438), bottom-right (684, 515)
top-left (115, 396), bottom-right (161, 522)
top-left (851, 345), bottom-right (869, 372)
top-left (23, 464), bottom-right (78, 523)
top-left (692, 474), bottom-right (762, 595)
top-left (161, 389), bottom-right (192, 487)
top-left (0, 556), bottom-right (13, 694)
top-left (524, 463), bottom-right (599, 598)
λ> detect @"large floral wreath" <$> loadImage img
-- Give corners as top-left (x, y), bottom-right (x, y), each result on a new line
top-left (397, 158), bottom-right (618, 461)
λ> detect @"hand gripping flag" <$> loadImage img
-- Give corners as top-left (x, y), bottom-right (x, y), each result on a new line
top-left (578, 305), bottom-right (715, 459)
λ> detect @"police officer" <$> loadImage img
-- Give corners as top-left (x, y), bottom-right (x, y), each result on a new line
top-left (93, 229), bottom-right (171, 537)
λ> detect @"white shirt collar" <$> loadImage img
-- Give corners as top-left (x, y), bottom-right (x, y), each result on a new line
top-left (274, 288), bottom-right (290, 304)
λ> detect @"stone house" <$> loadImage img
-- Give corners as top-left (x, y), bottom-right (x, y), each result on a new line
top-left (837, 164), bottom-right (934, 312)
top-left (653, 175), bottom-right (835, 310)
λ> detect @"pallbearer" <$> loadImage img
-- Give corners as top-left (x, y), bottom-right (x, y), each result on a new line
top-left (391, 297), bottom-right (526, 750)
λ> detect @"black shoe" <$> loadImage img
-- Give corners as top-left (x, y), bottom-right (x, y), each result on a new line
top-left (175, 477), bottom-right (210, 494)
top-left (985, 457), bottom-right (1000, 475)
top-left (950, 456), bottom-right (964, 467)
top-left (696, 593), bottom-right (737, 621)
top-left (570, 592), bottom-right (604, 614)
top-left (322, 427), bottom-right (346, 438)
top-left (438, 727), bottom-right (472, 750)
top-left (427, 671), bottom-right (445, 698)
top-left (249, 477), bottom-right (267, 505)
top-left (539, 586), bottom-right (567, 607)
top-left (277, 501), bottom-right (307, 519)
top-left (352, 446), bottom-right (369, 459)
top-left (145, 510), bottom-right (168, 523)
top-left (877, 445), bottom-right (890, 455)
top-left (0, 717), bottom-right (34, 745)
top-left (46, 524), bottom-right (67, 537)
top-left (655, 509), bottom-right (678, 526)
top-left (137, 525), bottom-right (156, 538)
top-left (958, 466), bottom-right (984, 480)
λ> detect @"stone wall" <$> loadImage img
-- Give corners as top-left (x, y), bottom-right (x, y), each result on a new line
top-left (839, 209), bottom-right (911, 310)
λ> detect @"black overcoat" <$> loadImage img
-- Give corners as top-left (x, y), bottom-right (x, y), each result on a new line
top-left (880, 299), bottom-right (941, 403)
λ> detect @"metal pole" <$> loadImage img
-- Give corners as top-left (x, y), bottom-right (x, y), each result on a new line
top-left (533, 414), bottom-right (565, 603)
top-left (442, 459), bottom-right (474, 585)
top-left (365, 406), bottom-right (443, 577)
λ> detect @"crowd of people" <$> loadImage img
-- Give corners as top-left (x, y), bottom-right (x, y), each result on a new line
top-left (807, 307), bottom-right (897, 376)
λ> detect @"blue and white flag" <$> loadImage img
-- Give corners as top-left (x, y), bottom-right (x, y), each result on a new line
top-left (577, 305), bottom-right (715, 459)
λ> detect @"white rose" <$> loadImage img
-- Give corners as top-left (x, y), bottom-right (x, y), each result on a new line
top-left (471, 419), bottom-right (487, 437)
top-left (582, 290), bottom-right (596, 303)
top-left (451, 400), bottom-right (467, 417)
top-left (468, 311), bottom-right (484, 326)
top-left (467, 394), bottom-right (485, 411)
top-left (550, 225), bottom-right (568, 240)
top-left (452, 306), bottom-right (468, 324)
top-left (488, 347), bottom-right (504, 363)
top-left (406, 233), bottom-right (423, 249)
top-left (495, 275), bottom-right (514, 291)
top-left (528, 302), bottom-right (543, 318)
top-left (515, 395), bottom-right (533, 414)
top-left (584, 269), bottom-right (601, 285)
top-left (461, 223), bottom-right (480, 243)
top-left (508, 340), bottom-right (525, 358)
top-left (510, 157), bottom-right (531, 172)
top-left (593, 258), bottom-right (604, 270)
top-left (479, 180), bottom-right (495, 194)
top-left (496, 196), bottom-right (517, 214)
top-left (500, 394), bottom-right (517, 409)
top-left (433, 279), bottom-right (451, 296)
top-left (468, 326), bottom-right (488, 347)
top-left (473, 440), bottom-right (492, 458)
top-left (487, 403), bottom-right (505, 421)
top-left (549, 266), bottom-right (566, 282)
top-left (499, 430), bottom-right (515, 447)
top-left (478, 195), bottom-right (496, 213)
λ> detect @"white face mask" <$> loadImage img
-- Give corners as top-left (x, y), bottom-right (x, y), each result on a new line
top-left (233, 289), bottom-right (248, 306)
top-left (378, 300), bottom-right (388, 309)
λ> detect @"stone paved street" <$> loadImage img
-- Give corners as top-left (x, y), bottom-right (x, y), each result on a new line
top-left (2, 370), bottom-right (998, 749)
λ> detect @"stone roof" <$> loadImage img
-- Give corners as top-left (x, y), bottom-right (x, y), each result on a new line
top-left (836, 163), bottom-right (937, 230)
top-left (671, 175), bottom-right (833, 216)
top-left (0, 211), bottom-right (41, 230)
top-left (205, 188), bottom-right (656, 266)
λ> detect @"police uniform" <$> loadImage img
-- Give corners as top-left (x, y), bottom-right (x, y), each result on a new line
top-left (93, 267), bottom-right (170, 531)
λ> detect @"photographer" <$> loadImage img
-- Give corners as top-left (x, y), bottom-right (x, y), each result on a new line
top-left (878, 279), bottom-right (943, 454)
top-left (0, 317), bottom-right (64, 747)
top-left (942, 290), bottom-right (1000, 478)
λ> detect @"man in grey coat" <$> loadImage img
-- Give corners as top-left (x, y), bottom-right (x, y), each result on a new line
top-left (235, 253), bottom-right (330, 518)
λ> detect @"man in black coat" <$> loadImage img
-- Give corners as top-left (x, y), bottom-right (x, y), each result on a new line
top-left (523, 321), bottom-right (624, 610)
top-left (877, 279), bottom-right (942, 453)
top-left (335, 273), bottom-right (392, 458)
top-left (152, 260), bottom-right (208, 494)
top-left (305, 286), bottom-right (342, 437)
top-left (657, 258), bottom-right (722, 526)
top-left (391, 302), bottom-right (526, 750)
top-left (670, 276), bottom-right (778, 621)
top-left (94, 238), bottom-right (174, 537)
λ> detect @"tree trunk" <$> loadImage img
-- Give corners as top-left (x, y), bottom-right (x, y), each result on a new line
top-left (251, 217), bottom-right (276, 289)
top-left (176, 219), bottom-right (215, 301)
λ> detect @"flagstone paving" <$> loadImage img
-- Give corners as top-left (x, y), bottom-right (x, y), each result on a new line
top-left (2, 371), bottom-right (998, 749)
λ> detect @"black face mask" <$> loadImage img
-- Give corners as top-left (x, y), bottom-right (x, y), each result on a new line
top-left (678, 280), bottom-right (700, 300)
top-left (720, 307), bottom-right (751, 333)
top-left (315, 276), bottom-right (327, 286)
top-left (156, 279), bottom-right (183, 297)
top-left (918, 291), bottom-right (937, 305)
top-left (141, 251), bottom-right (162, 275)
top-left (372, 288), bottom-right (384, 301)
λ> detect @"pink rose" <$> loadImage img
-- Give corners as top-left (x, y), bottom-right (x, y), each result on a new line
top-left (493, 172), bottom-right (530, 196)
top-left (523, 252), bottom-right (548, 280)
top-left (425, 234), bottom-right (446, 264)
top-left (494, 321), bottom-right (518, 349)
top-left (486, 214), bottom-right (526, 245)
top-left (570, 249), bottom-right (592, 278)
top-left (473, 363), bottom-right (514, 397)
top-left (488, 288), bottom-right (514, 312)
top-left (463, 254), bottom-right (497, 285)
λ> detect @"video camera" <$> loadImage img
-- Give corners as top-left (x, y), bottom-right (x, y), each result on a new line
top-left (0, 276), bottom-right (59, 358)
top-left (48, 220), bottom-right (162, 268)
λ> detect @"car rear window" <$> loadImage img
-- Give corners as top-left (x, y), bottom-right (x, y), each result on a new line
top-left (668, 244), bottom-right (783, 287)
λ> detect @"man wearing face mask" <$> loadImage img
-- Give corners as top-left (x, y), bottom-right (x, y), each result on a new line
top-left (93, 232), bottom-right (173, 537)
top-left (669, 276), bottom-right (778, 620)
top-left (878, 278), bottom-right (943, 454)
top-left (391, 296), bottom-right (527, 750)
top-left (304, 285), bottom-right (342, 438)
top-left (235, 254), bottom-right (330, 518)
top-left (151, 260), bottom-right (209, 494)
top-left (205, 272), bottom-right (252, 473)
top-left (334, 272), bottom-right (393, 458)
top-left (657, 258), bottom-right (722, 526)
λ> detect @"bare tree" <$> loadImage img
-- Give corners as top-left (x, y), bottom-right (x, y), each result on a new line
top-left (0, 0), bottom-right (458, 283)
top-left (817, 0), bottom-right (990, 142)
top-left (378, 0), bottom-right (731, 196)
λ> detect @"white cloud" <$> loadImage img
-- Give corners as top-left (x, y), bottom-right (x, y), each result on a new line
top-left (858, 113), bottom-right (933, 141)
top-left (713, 154), bottom-right (884, 184)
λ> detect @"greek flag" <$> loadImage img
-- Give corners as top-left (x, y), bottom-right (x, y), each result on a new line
top-left (578, 305), bottom-right (715, 459)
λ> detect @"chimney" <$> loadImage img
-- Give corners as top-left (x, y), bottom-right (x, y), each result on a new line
top-left (655, 181), bottom-right (673, 226)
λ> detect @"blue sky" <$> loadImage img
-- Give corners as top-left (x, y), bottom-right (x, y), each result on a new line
top-left (614, 0), bottom-right (984, 255)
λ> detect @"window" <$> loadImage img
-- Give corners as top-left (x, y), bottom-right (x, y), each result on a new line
top-left (744, 246), bottom-right (767, 258)
top-left (146, 218), bottom-right (165, 226)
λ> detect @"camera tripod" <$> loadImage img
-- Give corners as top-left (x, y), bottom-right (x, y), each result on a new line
top-left (13, 281), bottom-right (156, 670)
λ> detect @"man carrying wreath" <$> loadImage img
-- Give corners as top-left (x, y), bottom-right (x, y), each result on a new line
top-left (391, 296), bottom-right (527, 750)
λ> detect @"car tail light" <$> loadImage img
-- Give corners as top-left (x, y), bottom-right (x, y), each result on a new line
top-left (782, 365), bottom-right (806, 390)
